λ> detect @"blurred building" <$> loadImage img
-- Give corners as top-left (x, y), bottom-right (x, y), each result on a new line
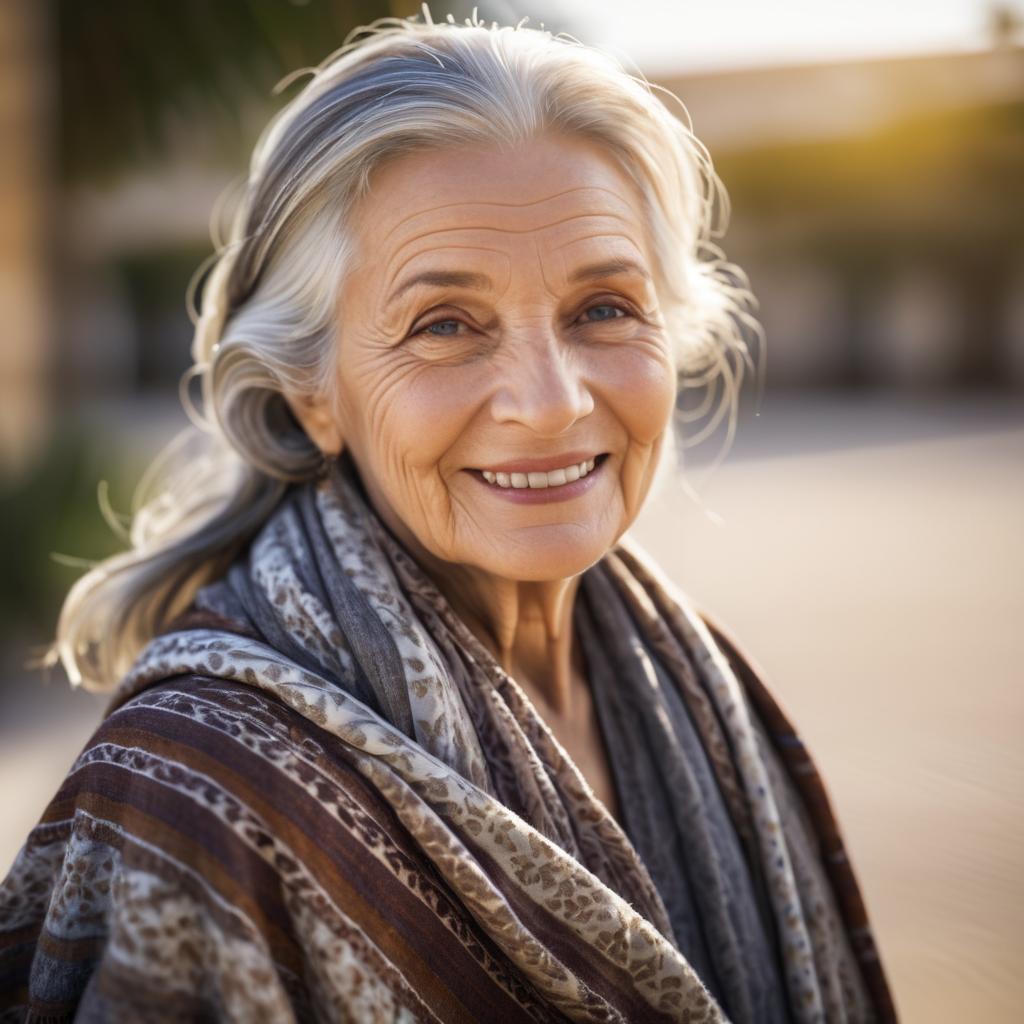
top-left (660, 45), bottom-right (1024, 391)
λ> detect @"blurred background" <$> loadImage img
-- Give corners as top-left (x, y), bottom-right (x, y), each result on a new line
top-left (1, 1), bottom-right (1021, 1019)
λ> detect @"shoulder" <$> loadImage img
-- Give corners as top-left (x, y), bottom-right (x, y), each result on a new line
top-left (0, 676), bottom-right (451, 1020)
top-left (81, 674), bottom-right (389, 839)
top-left (14, 674), bottom-right (412, 919)
top-left (83, 673), bottom-right (432, 925)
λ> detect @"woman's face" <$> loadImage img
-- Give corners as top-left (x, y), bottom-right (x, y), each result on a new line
top-left (311, 132), bottom-right (677, 582)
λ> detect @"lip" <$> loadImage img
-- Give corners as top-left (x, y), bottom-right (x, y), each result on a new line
top-left (472, 449), bottom-right (604, 474)
top-left (466, 453), bottom-right (609, 504)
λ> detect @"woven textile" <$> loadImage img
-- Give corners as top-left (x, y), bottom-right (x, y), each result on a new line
top-left (0, 463), bottom-right (897, 1022)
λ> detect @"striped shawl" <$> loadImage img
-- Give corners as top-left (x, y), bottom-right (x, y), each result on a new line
top-left (0, 464), bottom-right (897, 1022)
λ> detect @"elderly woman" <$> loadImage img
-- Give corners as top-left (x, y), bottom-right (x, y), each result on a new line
top-left (0, 14), bottom-right (896, 1024)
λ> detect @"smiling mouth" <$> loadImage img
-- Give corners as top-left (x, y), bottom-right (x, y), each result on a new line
top-left (472, 454), bottom-right (609, 490)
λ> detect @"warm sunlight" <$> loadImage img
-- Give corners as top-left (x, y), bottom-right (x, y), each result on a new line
top-left (557, 0), bottom-right (1011, 72)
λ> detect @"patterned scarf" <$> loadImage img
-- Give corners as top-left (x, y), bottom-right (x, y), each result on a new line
top-left (0, 461), bottom-right (897, 1023)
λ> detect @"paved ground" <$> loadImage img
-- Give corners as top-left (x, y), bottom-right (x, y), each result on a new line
top-left (2, 392), bottom-right (1021, 1022)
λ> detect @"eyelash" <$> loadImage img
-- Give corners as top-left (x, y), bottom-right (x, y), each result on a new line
top-left (411, 299), bottom-right (636, 338)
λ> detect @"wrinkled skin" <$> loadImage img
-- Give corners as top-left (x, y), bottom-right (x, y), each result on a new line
top-left (288, 134), bottom-right (677, 770)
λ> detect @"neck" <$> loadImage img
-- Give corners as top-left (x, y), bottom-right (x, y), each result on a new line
top-left (427, 564), bottom-right (583, 716)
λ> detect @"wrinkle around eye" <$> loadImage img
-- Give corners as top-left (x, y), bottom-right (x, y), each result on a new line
top-left (403, 315), bottom-right (492, 364)
top-left (404, 302), bottom-right (485, 342)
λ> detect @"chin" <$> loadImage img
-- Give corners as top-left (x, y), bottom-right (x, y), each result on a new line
top-left (475, 524), bottom-right (615, 583)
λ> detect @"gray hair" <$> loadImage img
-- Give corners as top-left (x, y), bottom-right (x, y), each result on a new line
top-left (51, 11), bottom-right (760, 692)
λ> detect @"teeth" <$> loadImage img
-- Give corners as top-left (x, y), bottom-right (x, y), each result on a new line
top-left (481, 457), bottom-right (601, 489)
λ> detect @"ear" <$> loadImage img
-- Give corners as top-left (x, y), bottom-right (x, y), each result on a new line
top-left (283, 389), bottom-right (344, 458)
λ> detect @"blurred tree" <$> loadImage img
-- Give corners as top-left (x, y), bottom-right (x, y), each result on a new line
top-left (53, 0), bottom-right (549, 184)
top-left (989, 3), bottom-right (1024, 48)
top-left (0, 423), bottom-right (138, 655)
top-left (55, 0), bottom-right (420, 184)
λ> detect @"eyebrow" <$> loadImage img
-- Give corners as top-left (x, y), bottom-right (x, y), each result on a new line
top-left (385, 256), bottom-right (651, 307)
top-left (386, 270), bottom-right (493, 306)
top-left (568, 257), bottom-right (652, 284)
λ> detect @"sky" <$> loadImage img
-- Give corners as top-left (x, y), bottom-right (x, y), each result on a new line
top-left (503, 0), bottom-right (1016, 73)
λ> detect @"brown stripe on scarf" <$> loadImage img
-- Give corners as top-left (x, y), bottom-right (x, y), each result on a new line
top-left (161, 678), bottom-right (572, 1021)
top-left (2, 807), bottom-right (296, 1023)
top-left (110, 682), bottom-right (569, 1023)
top-left (63, 790), bottom-right (298, 949)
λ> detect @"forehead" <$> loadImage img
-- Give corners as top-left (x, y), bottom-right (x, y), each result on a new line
top-left (348, 134), bottom-right (653, 269)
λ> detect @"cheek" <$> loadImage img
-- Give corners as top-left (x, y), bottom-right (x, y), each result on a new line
top-left (337, 339), bottom-right (489, 492)
top-left (593, 336), bottom-right (678, 443)
top-left (589, 336), bottom-right (677, 526)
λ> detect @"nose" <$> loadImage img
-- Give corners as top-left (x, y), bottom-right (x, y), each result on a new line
top-left (489, 329), bottom-right (595, 436)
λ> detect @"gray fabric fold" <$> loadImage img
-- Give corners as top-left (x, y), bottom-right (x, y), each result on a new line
top-left (579, 565), bottom-right (791, 1024)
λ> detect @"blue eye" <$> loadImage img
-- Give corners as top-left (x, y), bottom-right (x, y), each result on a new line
top-left (422, 319), bottom-right (460, 336)
top-left (584, 305), bottom-right (625, 322)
